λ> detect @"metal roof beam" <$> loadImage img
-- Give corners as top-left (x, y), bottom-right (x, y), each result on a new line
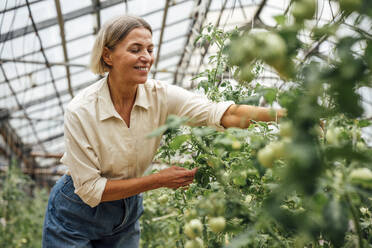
top-left (8, 47), bottom-right (185, 110)
top-left (191, 0), bottom-right (230, 89)
top-left (1, 33), bottom-right (187, 103)
top-left (173, 0), bottom-right (212, 85)
top-left (8, 32), bottom-right (93, 63)
top-left (0, 0), bottom-right (193, 43)
top-left (0, 0), bottom-right (125, 43)
top-left (0, 58), bottom-right (87, 68)
top-left (0, 17), bottom-right (189, 86)
top-left (25, 0), bottom-right (65, 116)
top-left (91, 0), bottom-right (101, 34)
top-left (18, 119), bottom-right (63, 141)
top-left (36, 132), bottom-right (64, 145)
top-left (0, 68), bottom-right (87, 102)
top-left (0, 65), bottom-right (46, 153)
top-left (10, 75), bottom-right (96, 112)
top-left (0, 0), bottom-right (46, 14)
top-left (0, 108), bottom-right (40, 178)
top-left (152, 0), bottom-right (170, 78)
top-left (1, 0), bottom-right (192, 65)
top-left (54, 0), bottom-right (74, 98)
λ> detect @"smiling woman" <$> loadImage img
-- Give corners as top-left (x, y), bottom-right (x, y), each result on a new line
top-left (102, 27), bottom-right (154, 127)
top-left (41, 15), bottom-right (284, 248)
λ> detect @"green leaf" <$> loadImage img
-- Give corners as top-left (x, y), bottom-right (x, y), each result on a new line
top-left (195, 167), bottom-right (211, 188)
top-left (238, 96), bottom-right (260, 106)
top-left (193, 34), bottom-right (203, 45)
top-left (358, 119), bottom-right (371, 128)
top-left (263, 88), bottom-right (277, 105)
top-left (165, 115), bottom-right (188, 129)
top-left (169, 134), bottom-right (190, 150)
top-left (147, 125), bottom-right (168, 138)
top-left (274, 15), bottom-right (286, 26)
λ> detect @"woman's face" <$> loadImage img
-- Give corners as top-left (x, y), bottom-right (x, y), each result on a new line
top-left (104, 27), bottom-right (154, 85)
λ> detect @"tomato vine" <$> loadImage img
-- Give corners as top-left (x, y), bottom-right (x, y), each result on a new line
top-left (141, 1), bottom-right (372, 247)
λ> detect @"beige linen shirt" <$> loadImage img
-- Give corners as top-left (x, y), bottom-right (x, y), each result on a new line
top-left (61, 77), bottom-right (234, 207)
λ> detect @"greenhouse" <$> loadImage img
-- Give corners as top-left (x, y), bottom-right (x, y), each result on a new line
top-left (0, 0), bottom-right (371, 247)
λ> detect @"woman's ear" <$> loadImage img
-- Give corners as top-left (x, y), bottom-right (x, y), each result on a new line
top-left (102, 47), bottom-right (113, 66)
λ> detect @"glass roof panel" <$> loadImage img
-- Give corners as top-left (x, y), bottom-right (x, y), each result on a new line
top-left (100, 3), bottom-right (128, 25)
top-left (64, 14), bottom-right (94, 41)
top-left (29, 0), bottom-right (56, 23)
top-left (66, 35), bottom-right (94, 60)
top-left (0, 5), bottom-right (30, 34)
top-left (59, 0), bottom-right (92, 14)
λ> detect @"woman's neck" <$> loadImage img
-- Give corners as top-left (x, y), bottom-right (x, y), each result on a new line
top-left (107, 73), bottom-right (137, 108)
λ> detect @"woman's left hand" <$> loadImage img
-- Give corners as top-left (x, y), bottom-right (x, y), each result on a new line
top-left (157, 166), bottom-right (198, 189)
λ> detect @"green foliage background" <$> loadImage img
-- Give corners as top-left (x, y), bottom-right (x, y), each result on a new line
top-left (0, 163), bottom-right (48, 248)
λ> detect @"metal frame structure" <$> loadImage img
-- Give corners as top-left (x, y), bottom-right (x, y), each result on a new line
top-left (0, 0), bottom-right (370, 181)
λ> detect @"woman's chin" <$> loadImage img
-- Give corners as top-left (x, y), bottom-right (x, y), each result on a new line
top-left (136, 78), bottom-right (148, 84)
top-left (135, 75), bottom-right (149, 84)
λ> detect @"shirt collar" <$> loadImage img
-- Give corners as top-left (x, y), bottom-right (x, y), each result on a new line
top-left (98, 77), bottom-right (150, 121)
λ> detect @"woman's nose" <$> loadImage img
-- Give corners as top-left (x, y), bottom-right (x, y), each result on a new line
top-left (139, 51), bottom-right (152, 62)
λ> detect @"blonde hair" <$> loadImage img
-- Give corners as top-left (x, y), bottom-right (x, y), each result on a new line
top-left (90, 15), bottom-right (152, 75)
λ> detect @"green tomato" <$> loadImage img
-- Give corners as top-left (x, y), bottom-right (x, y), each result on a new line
top-left (233, 170), bottom-right (247, 186)
top-left (185, 238), bottom-right (204, 248)
top-left (257, 146), bottom-right (276, 168)
top-left (339, 0), bottom-right (362, 14)
top-left (208, 216), bottom-right (226, 233)
top-left (256, 32), bottom-right (287, 67)
top-left (239, 64), bottom-right (256, 83)
top-left (292, 0), bottom-right (316, 21)
top-left (326, 127), bottom-right (343, 146)
top-left (241, 35), bottom-right (258, 62)
top-left (158, 194), bottom-right (168, 204)
top-left (185, 209), bottom-right (198, 220)
top-left (184, 219), bottom-right (203, 239)
top-left (268, 141), bottom-right (286, 159)
top-left (233, 176), bottom-right (246, 186)
top-left (279, 121), bottom-right (294, 138)
top-left (221, 171), bottom-right (230, 184)
top-left (245, 194), bottom-right (253, 204)
top-left (356, 141), bottom-right (366, 151)
top-left (312, 125), bottom-right (324, 138)
top-left (232, 141), bottom-right (242, 150)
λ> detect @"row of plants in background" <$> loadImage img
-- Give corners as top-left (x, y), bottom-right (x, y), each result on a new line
top-left (0, 162), bottom-right (48, 248)
top-left (141, 1), bottom-right (372, 247)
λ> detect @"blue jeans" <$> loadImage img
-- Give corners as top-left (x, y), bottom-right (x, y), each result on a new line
top-left (42, 175), bottom-right (143, 248)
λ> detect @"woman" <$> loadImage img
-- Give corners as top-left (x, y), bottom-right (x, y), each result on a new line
top-left (42, 15), bottom-right (285, 247)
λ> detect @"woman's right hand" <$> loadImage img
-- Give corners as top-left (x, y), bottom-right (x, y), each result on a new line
top-left (157, 166), bottom-right (197, 189)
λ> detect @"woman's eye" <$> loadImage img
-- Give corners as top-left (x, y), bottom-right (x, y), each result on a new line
top-left (147, 49), bottom-right (153, 54)
top-left (131, 49), bottom-right (140, 53)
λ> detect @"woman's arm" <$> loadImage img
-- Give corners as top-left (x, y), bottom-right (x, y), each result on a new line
top-left (101, 166), bottom-right (197, 202)
top-left (220, 104), bottom-right (286, 129)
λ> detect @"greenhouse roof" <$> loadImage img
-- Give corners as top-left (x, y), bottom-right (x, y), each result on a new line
top-left (0, 0), bottom-right (371, 177)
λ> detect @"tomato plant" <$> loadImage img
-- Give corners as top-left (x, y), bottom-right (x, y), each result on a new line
top-left (141, 1), bottom-right (372, 247)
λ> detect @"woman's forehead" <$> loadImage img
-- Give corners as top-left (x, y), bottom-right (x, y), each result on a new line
top-left (123, 27), bottom-right (153, 46)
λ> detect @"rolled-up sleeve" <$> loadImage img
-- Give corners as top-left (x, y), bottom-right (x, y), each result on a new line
top-left (60, 110), bottom-right (107, 207)
top-left (166, 84), bottom-right (234, 130)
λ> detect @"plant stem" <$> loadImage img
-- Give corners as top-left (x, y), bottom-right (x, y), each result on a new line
top-left (266, 224), bottom-right (287, 247)
top-left (345, 193), bottom-right (364, 248)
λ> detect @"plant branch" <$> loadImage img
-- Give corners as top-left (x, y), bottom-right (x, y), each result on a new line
top-left (345, 193), bottom-right (364, 248)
